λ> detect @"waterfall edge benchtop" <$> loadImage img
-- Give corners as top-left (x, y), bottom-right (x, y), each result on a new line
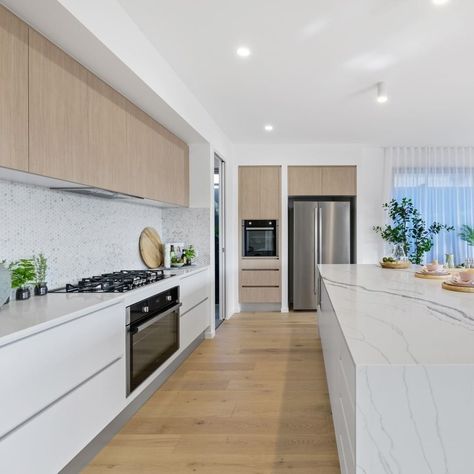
top-left (318, 264), bottom-right (474, 366)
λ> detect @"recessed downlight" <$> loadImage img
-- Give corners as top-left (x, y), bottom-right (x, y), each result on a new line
top-left (236, 46), bottom-right (251, 58)
top-left (376, 82), bottom-right (388, 104)
top-left (264, 124), bottom-right (274, 132)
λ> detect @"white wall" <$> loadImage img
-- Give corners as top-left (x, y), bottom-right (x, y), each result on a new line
top-left (229, 144), bottom-right (386, 313)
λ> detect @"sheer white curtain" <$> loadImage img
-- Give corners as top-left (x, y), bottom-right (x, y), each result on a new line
top-left (385, 147), bottom-right (474, 265)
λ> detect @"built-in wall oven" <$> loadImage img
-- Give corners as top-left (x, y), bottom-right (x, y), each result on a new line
top-left (242, 220), bottom-right (278, 257)
top-left (126, 286), bottom-right (180, 395)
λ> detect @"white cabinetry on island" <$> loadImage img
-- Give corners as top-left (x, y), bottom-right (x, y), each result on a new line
top-left (319, 264), bottom-right (474, 474)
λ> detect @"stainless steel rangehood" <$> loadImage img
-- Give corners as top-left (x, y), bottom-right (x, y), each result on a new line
top-left (50, 186), bottom-right (144, 201)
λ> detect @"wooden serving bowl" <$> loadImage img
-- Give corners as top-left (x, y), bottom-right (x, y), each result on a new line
top-left (380, 261), bottom-right (411, 269)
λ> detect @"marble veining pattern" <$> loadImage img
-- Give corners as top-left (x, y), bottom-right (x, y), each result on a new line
top-left (319, 265), bottom-right (474, 473)
top-left (319, 264), bottom-right (474, 365)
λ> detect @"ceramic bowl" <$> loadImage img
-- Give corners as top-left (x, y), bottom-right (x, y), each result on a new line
top-left (426, 263), bottom-right (443, 272)
top-left (459, 271), bottom-right (473, 283)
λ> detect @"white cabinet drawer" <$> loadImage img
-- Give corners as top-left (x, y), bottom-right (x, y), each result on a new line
top-left (0, 357), bottom-right (124, 474)
top-left (0, 302), bottom-right (124, 438)
top-left (180, 298), bottom-right (209, 348)
top-left (180, 269), bottom-right (209, 315)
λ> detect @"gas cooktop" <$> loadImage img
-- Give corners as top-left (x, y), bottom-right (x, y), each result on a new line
top-left (51, 269), bottom-right (170, 293)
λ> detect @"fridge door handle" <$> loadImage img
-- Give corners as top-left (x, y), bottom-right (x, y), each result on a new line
top-left (319, 208), bottom-right (323, 265)
top-left (314, 207), bottom-right (318, 294)
top-left (318, 208), bottom-right (323, 304)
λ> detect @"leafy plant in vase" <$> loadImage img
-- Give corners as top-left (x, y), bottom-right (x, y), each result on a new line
top-left (183, 246), bottom-right (196, 266)
top-left (459, 225), bottom-right (474, 269)
top-left (33, 253), bottom-right (48, 296)
top-left (9, 258), bottom-right (36, 300)
top-left (373, 198), bottom-right (454, 265)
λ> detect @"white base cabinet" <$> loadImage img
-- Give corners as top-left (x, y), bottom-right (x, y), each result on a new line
top-left (180, 268), bottom-right (210, 348)
top-left (0, 358), bottom-right (124, 474)
top-left (319, 282), bottom-right (356, 474)
top-left (0, 268), bottom-right (212, 473)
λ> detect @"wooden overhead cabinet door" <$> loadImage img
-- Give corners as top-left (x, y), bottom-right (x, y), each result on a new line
top-left (87, 72), bottom-right (128, 193)
top-left (239, 166), bottom-right (281, 219)
top-left (322, 166), bottom-right (357, 195)
top-left (288, 166), bottom-right (323, 196)
top-left (29, 29), bottom-right (89, 184)
top-left (0, 6), bottom-right (28, 171)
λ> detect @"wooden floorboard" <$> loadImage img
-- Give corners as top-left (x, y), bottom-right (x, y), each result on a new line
top-left (83, 312), bottom-right (340, 473)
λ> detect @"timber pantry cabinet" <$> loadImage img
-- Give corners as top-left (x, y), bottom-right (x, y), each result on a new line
top-left (238, 166), bottom-right (282, 304)
top-left (0, 6), bottom-right (189, 207)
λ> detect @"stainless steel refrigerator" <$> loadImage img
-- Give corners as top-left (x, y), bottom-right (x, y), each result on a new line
top-left (291, 201), bottom-right (352, 310)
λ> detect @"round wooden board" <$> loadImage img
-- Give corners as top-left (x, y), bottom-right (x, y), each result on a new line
top-left (442, 282), bottom-right (474, 293)
top-left (415, 272), bottom-right (450, 280)
top-left (380, 261), bottom-right (411, 269)
top-left (139, 227), bottom-right (164, 268)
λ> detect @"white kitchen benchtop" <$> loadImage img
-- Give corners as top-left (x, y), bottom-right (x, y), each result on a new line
top-left (0, 265), bottom-right (208, 348)
top-left (319, 264), bottom-right (474, 366)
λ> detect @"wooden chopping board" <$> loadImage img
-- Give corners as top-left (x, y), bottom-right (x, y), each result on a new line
top-left (139, 227), bottom-right (164, 268)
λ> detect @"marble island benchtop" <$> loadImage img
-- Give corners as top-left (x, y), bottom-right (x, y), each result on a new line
top-left (319, 264), bottom-right (474, 366)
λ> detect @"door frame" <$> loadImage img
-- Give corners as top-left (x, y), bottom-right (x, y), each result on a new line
top-left (214, 154), bottom-right (226, 327)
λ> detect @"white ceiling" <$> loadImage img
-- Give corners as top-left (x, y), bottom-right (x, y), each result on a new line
top-left (118, 0), bottom-right (474, 145)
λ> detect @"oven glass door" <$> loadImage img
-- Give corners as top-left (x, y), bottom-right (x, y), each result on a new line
top-left (245, 227), bottom-right (276, 257)
top-left (127, 303), bottom-right (180, 394)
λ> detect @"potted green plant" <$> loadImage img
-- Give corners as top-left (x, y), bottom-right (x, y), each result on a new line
top-left (373, 198), bottom-right (454, 265)
top-left (459, 225), bottom-right (474, 247)
top-left (183, 245), bottom-right (196, 266)
top-left (9, 258), bottom-right (36, 300)
top-left (33, 253), bottom-right (48, 296)
top-left (459, 225), bottom-right (474, 268)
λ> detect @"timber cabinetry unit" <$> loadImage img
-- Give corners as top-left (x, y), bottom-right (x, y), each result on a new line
top-left (239, 258), bottom-right (281, 303)
top-left (238, 165), bottom-right (281, 304)
top-left (288, 166), bottom-right (357, 196)
top-left (0, 6), bottom-right (28, 171)
top-left (239, 166), bottom-right (281, 219)
top-left (3, 6), bottom-right (189, 207)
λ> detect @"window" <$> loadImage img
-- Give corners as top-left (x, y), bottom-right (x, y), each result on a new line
top-left (388, 147), bottom-right (474, 265)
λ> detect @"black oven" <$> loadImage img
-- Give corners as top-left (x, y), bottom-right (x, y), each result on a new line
top-left (243, 220), bottom-right (278, 257)
top-left (126, 286), bottom-right (180, 395)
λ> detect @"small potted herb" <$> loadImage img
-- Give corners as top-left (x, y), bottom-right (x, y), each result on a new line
top-left (33, 253), bottom-right (48, 296)
top-left (9, 258), bottom-right (36, 300)
top-left (183, 246), bottom-right (196, 265)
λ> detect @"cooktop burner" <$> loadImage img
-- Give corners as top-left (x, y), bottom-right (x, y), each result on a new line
top-left (51, 269), bottom-right (169, 293)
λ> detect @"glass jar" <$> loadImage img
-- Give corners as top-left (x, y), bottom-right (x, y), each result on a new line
top-left (392, 244), bottom-right (408, 262)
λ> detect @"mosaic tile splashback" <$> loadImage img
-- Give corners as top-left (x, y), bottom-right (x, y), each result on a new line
top-left (0, 179), bottom-right (211, 289)
top-left (162, 208), bottom-right (211, 266)
top-left (0, 179), bottom-right (163, 289)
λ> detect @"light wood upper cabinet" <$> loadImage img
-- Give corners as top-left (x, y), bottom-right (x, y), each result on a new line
top-left (288, 166), bottom-right (356, 196)
top-left (288, 166), bottom-right (322, 196)
top-left (29, 29), bottom-right (90, 183)
top-left (87, 72), bottom-right (128, 193)
top-left (239, 166), bottom-right (281, 219)
top-left (322, 166), bottom-right (356, 196)
top-left (27, 27), bottom-right (189, 206)
top-left (126, 101), bottom-right (189, 206)
top-left (0, 6), bottom-right (28, 171)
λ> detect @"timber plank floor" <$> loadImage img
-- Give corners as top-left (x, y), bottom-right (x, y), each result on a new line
top-left (83, 312), bottom-right (340, 473)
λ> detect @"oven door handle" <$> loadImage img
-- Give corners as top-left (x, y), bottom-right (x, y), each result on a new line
top-left (245, 227), bottom-right (274, 231)
top-left (130, 303), bottom-right (182, 334)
